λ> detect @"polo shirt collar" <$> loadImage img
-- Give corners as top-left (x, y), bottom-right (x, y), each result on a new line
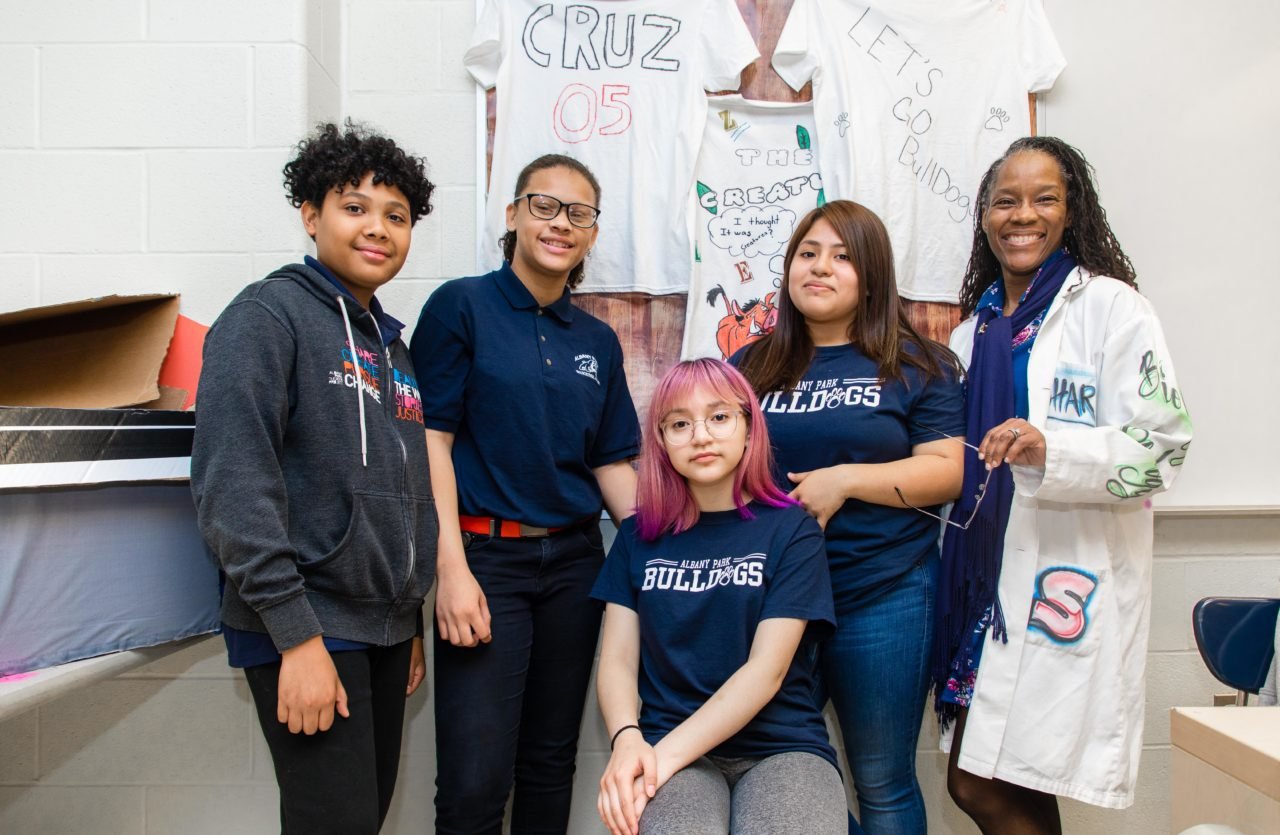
top-left (305, 255), bottom-right (405, 346)
top-left (495, 261), bottom-right (575, 323)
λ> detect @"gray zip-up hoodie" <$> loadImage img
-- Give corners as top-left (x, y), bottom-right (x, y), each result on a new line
top-left (192, 263), bottom-right (436, 651)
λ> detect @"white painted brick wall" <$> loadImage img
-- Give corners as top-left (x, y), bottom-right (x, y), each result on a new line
top-left (0, 255), bottom-right (39, 309)
top-left (0, 152), bottom-right (146, 254)
top-left (147, 149), bottom-right (305, 252)
top-left (0, 0), bottom-right (145, 43)
top-left (40, 254), bottom-right (254, 327)
top-left (147, 0), bottom-right (304, 44)
top-left (2, 2), bottom-right (1276, 835)
top-left (41, 45), bottom-right (250, 148)
top-left (0, 46), bottom-right (37, 147)
top-left (346, 1), bottom-right (442, 94)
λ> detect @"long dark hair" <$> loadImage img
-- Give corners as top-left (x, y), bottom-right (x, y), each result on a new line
top-left (738, 200), bottom-right (958, 396)
top-left (498, 154), bottom-right (601, 290)
top-left (958, 136), bottom-right (1137, 317)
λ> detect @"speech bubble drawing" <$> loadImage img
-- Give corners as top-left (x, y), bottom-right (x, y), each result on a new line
top-left (707, 205), bottom-right (797, 259)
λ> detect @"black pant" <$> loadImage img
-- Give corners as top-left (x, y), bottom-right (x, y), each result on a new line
top-left (433, 523), bottom-right (605, 835)
top-left (244, 639), bottom-right (413, 835)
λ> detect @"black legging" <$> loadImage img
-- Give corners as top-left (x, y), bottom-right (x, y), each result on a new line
top-left (946, 707), bottom-right (1063, 835)
top-left (245, 639), bottom-right (413, 835)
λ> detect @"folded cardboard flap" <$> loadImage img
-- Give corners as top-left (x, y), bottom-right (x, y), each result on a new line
top-left (0, 294), bottom-right (180, 409)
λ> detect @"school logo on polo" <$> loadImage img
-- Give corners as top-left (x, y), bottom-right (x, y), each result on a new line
top-left (642, 553), bottom-right (765, 593)
top-left (575, 354), bottom-right (600, 384)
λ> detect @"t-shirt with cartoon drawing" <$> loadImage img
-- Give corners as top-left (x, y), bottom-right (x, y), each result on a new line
top-left (465, 0), bottom-right (759, 295)
top-left (591, 503), bottom-right (838, 768)
top-left (682, 96), bottom-right (822, 362)
top-left (773, 0), bottom-right (1065, 303)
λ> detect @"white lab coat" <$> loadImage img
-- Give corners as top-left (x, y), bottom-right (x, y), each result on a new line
top-left (944, 268), bottom-right (1192, 808)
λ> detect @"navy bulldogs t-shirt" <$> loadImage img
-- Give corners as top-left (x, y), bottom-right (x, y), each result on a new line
top-left (591, 503), bottom-right (838, 769)
top-left (732, 344), bottom-right (964, 611)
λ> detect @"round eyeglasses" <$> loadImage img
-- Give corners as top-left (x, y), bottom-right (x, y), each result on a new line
top-left (514, 193), bottom-right (600, 229)
top-left (660, 410), bottom-right (743, 446)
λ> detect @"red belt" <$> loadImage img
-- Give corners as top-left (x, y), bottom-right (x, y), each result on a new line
top-left (459, 515), bottom-right (567, 538)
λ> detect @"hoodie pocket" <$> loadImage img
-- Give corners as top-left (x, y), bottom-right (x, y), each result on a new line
top-left (302, 490), bottom-right (413, 601)
top-left (406, 495), bottom-right (438, 600)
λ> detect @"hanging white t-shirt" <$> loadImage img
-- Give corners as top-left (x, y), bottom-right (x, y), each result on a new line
top-left (682, 96), bottom-right (822, 361)
top-left (466, 0), bottom-right (759, 294)
top-left (773, 0), bottom-right (1065, 302)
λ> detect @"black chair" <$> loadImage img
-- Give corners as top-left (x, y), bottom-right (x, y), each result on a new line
top-left (1192, 597), bottom-right (1280, 706)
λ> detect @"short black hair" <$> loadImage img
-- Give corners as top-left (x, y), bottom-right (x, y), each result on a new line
top-left (283, 120), bottom-right (435, 224)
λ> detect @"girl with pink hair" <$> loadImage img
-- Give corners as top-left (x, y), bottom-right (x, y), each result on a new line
top-left (590, 358), bottom-right (845, 835)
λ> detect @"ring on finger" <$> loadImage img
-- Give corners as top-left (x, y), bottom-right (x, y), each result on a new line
top-left (1008, 426), bottom-right (1022, 440)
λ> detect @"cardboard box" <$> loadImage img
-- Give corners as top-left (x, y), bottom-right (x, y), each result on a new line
top-left (0, 294), bottom-right (183, 409)
top-left (0, 294), bottom-right (197, 490)
top-left (0, 294), bottom-right (218, 676)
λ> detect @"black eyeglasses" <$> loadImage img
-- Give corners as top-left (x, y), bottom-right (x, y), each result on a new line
top-left (893, 422), bottom-right (992, 531)
top-left (514, 193), bottom-right (601, 228)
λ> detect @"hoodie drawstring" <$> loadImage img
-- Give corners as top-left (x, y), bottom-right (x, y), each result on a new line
top-left (337, 295), bottom-right (368, 467)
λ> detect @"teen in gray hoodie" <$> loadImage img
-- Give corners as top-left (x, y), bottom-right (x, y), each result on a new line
top-left (191, 122), bottom-right (437, 834)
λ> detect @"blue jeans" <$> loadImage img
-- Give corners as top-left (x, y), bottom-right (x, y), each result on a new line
top-left (433, 523), bottom-right (605, 835)
top-left (821, 554), bottom-right (937, 835)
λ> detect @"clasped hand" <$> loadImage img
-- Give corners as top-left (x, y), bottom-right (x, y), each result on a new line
top-left (597, 731), bottom-right (660, 835)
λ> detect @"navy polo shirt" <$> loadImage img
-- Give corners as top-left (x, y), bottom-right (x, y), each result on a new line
top-left (410, 263), bottom-right (640, 527)
top-left (591, 504), bottom-right (838, 769)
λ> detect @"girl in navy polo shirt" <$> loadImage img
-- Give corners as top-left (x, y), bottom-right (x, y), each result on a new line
top-left (734, 201), bottom-right (966, 835)
top-left (411, 154), bottom-right (640, 834)
top-left (592, 358), bottom-right (844, 835)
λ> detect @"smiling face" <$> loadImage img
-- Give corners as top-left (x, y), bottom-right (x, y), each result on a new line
top-left (301, 172), bottom-right (412, 308)
top-left (505, 165), bottom-right (599, 287)
top-left (981, 150), bottom-right (1069, 290)
top-left (786, 217), bottom-right (861, 342)
top-left (660, 383), bottom-right (748, 512)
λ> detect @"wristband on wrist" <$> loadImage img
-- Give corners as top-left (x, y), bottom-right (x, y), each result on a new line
top-left (610, 724), bottom-right (642, 750)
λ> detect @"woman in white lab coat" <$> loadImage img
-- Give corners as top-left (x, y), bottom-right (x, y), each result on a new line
top-left (934, 136), bottom-right (1192, 833)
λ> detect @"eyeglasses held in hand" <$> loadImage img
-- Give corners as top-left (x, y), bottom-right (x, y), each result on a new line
top-left (894, 422), bottom-right (993, 531)
top-left (514, 193), bottom-right (601, 228)
top-left (660, 410), bottom-right (743, 446)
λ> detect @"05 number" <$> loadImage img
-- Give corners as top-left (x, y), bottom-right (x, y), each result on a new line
top-left (553, 83), bottom-right (633, 144)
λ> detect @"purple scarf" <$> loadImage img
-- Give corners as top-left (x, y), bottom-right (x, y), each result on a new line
top-left (932, 250), bottom-right (1076, 723)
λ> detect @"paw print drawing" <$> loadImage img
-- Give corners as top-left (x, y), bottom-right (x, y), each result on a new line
top-left (834, 112), bottom-right (850, 138)
top-left (984, 107), bottom-right (1010, 132)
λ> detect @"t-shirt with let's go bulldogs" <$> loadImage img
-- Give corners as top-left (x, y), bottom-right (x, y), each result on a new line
top-left (591, 503), bottom-right (838, 768)
top-left (682, 96), bottom-right (823, 361)
top-left (773, 0), bottom-right (1065, 303)
top-left (465, 0), bottom-right (759, 295)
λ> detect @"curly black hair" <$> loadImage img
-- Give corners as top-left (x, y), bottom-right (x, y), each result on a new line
top-left (958, 136), bottom-right (1137, 317)
top-left (499, 154), bottom-right (601, 290)
top-left (283, 120), bottom-right (435, 224)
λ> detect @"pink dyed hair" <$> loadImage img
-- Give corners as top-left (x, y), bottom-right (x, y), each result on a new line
top-left (635, 359), bottom-right (794, 541)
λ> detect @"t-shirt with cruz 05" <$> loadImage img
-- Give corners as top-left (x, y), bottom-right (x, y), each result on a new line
top-left (410, 264), bottom-right (640, 528)
top-left (731, 343), bottom-right (964, 611)
top-left (465, 0), bottom-right (760, 295)
top-left (591, 503), bottom-right (838, 769)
